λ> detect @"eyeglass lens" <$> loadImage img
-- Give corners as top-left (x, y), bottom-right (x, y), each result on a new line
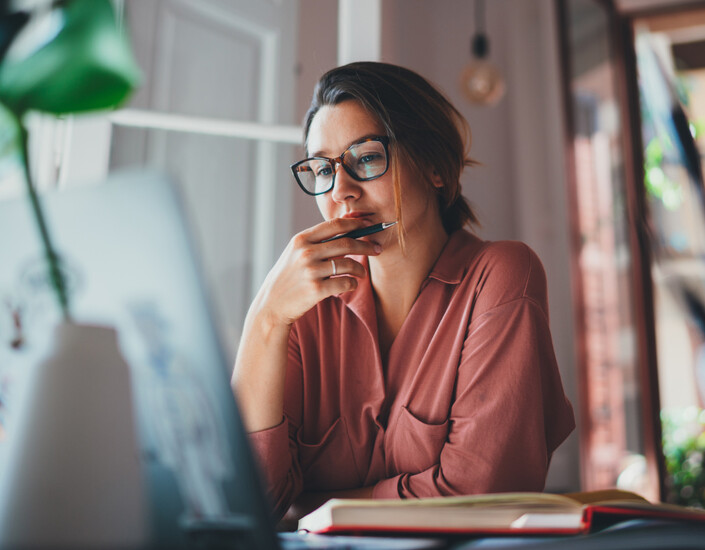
top-left (295, 139), bottom-right (387, 195)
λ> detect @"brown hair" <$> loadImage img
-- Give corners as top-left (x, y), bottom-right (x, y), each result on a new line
top-left (303, 62), bottom-right (479, 239)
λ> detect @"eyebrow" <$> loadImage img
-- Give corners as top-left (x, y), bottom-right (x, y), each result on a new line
top-left (308, 134), bottom-right (384, 158)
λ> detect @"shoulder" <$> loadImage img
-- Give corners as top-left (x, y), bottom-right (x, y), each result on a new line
top-left (475, 240), bottom-right (546, 290)
top-left (460, 236), bottom-right (549, 317)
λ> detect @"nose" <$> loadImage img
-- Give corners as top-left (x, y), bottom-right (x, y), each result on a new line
top-left (330, 162), bottom-right (362, 203)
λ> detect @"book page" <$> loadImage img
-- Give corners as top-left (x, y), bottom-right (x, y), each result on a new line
top-left (511, 513), bottom-right (584, 529)
top-left (324, 492), bottom-right (583, 511)
top-left (563, 489), bottom-right (650, 505)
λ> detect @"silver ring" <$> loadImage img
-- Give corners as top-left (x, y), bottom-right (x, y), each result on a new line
top-left (331, 259), bottom-right (337, 276)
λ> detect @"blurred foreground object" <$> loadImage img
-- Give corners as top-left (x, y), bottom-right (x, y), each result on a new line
top-left (0, 1), bottom-right (145, 547)
top-left (0, 0), bottom-right (140, 319)
top-left (0, 0), bottom-right (139, 115)
top-left (0, 324), bottom-right (146, 548)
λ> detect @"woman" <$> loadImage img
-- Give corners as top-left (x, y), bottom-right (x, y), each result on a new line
top-left (232, 62), bottom-right (575, 521)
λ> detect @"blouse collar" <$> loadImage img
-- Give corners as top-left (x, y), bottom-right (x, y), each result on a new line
top-left (339, 229), bottom-right (485, 320)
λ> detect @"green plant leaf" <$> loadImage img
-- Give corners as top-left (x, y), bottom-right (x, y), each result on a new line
top-left (0, 0), bottom-right (140, 115)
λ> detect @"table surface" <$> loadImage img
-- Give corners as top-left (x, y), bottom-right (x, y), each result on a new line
top-left (278, 518), bottom-right (705, 550)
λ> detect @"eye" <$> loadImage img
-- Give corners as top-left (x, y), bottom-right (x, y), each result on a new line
top-left (359, 152), bottom-right (383, 164)
top-left (315, 165), bottom-right (333, 177)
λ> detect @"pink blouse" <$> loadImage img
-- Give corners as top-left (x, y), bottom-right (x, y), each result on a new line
top-left (249, 230), bottom-right (575, 518)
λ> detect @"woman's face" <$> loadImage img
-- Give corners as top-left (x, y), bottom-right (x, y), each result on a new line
top-left (306, 100), bottom-right (442, 249)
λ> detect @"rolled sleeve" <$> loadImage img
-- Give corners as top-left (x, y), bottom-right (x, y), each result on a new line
top-left (248, 417), bottom-right (303, 519)
top-left (245, 324), bottom-right (307, 520)
top-left (248, 418), bottom-right (291, 494)
top-left (372, 475), bottom-right (403, 499)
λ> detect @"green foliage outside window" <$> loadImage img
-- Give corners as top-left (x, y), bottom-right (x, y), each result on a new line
top-left (644, 134), bottom-right (684, 211)
top-left (662, 407), bottom-right (705, 508)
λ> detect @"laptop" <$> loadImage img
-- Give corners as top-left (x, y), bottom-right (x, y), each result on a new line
top-left (0, 171), bottom-right (443, 550)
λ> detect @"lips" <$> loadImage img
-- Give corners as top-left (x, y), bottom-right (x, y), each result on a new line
top-left (342, 211), bottom-right (374, 220)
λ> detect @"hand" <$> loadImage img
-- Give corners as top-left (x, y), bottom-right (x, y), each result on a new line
top-left (255, 218), bottom-right (382, 327)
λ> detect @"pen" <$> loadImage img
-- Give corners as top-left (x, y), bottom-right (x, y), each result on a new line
top-left (322, 221), bottom-right (398, 243)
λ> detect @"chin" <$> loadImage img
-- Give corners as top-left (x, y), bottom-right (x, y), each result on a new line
top-left (371, 232), bottom-right (397, 249)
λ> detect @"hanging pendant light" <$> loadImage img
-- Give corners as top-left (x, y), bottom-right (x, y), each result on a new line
top-left (460, 0), bottom-right (505, 106)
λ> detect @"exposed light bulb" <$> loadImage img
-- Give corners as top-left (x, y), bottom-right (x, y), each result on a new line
top-left (460, 61), bottom-right (505, 106)
top-left (460, 20), bottom-right (505, 106)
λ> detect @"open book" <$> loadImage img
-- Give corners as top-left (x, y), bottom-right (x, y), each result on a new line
top-left (298, 490), bottom-right (705, 536)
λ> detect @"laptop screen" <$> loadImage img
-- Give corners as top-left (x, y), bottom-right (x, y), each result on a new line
top-left (0, 171), bottom-right (279, 549)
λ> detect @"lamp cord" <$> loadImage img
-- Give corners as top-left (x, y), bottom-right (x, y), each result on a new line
top-left (472, 0), bottom-right (488, 58)
top-left (475, 0), bottom-right (485, 35)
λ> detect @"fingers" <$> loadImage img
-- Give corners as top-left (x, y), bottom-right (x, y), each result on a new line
top-left (325, 273), bottom-right (359, 296)
top-left (263, 218), bottom-right (383, 322)
top-left (304, 217), bottom-right (374, 244)
top-left (317, 256), bottom-right (368, 298)
top-left (320, 238), bottom-right (382, 261)
top-left (299, 256), bottom-right (366, 288)
top-left (323, 257), bottom-right (367, 280)
top-left (300, 219), bottom-right (383, 259)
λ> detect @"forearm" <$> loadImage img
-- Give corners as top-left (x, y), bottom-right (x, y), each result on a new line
top-left (231, 302), bottom-right (292, 433)
top-left (373, 457), bottom-right (548, 500)
top-left (232, 218), bottom-right (377, 433)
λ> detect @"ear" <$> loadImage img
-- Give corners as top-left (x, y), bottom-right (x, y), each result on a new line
top-left (430, 169), bottom-right (444, 189)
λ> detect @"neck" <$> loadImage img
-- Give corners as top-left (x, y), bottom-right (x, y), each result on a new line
top-left (368, 216), bottom-right (449, 355)
top-left (370, 222), bottom-right (449, 295)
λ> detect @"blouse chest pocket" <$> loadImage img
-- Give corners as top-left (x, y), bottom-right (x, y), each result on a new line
top-left (297, 417), bottom-right (362, 491)
top-left (386, 406), bottom-right (449, 476)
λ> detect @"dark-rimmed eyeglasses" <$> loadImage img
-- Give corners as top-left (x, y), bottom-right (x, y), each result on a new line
top-left (290, 136), bottom-right (390, 196)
